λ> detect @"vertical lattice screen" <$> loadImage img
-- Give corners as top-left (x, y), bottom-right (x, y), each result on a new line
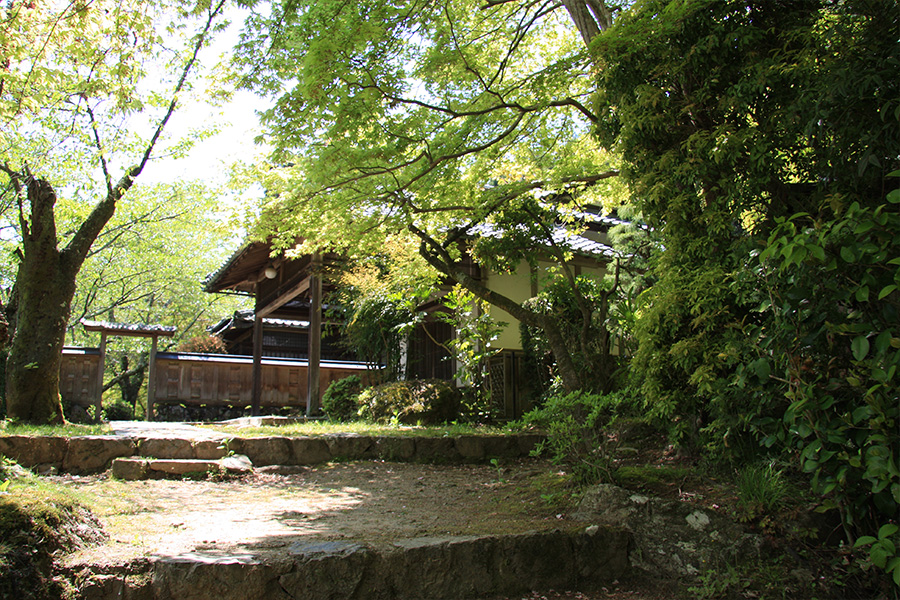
top-left (487, 355), bottom-right (507, 418)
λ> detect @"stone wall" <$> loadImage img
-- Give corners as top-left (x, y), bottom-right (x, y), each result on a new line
top-left (0, 433), bottom-right (544, 475)
top-left (65, 528), bottom-right (631, 600)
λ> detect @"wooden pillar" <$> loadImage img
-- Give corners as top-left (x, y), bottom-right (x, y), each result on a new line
top-left (146, 335), bottom-right (159, 421)
top-left (307, 253), bottom-right (323, 417)
top-left (95, 332), bottom-right (107, 423)
top-left (252, 315), bottom-right (263, 416)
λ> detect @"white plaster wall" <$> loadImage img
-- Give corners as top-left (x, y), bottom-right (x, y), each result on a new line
top-left (485, 258), bottom-right (608, 351)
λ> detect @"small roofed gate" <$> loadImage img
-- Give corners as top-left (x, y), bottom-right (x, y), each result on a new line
top-left (59, 320), bottom-right (176, 421)
top-left (150, 353), bottom-right (369, 413)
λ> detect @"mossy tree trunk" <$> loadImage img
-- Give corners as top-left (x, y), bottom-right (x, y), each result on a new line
top-left (4, 175), bottom-right (119, 423)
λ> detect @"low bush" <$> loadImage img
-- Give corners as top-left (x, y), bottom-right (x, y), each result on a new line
top-left (357, 379), bottom-right (460, 425)
top-left (322, 375), bottom-right (363, 422)
top-left (102, 399), bottom-right (134, 421)
top-left (520, 390), bottom-right (633, 485)
top-left (176, 335), bottom-right (227, 353)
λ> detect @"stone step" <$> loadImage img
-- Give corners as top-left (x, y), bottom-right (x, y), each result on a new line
top-left (111, 455), bottom-right (254, 480)
top-left (66, 527), bottom-right (631, 599)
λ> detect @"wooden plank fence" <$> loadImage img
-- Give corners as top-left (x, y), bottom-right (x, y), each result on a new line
top-left (60, 347), bottom-right (102, 415)
top-left (59, 347), bottom-right (370, 419)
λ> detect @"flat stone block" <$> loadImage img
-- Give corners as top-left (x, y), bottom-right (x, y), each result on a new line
top-left (148, 459), bottom-right (219, 475)
top-left (139, 438), bottom-right (194, 459)
top-left (238, 437), bottom-right (293, 466)
top-left (153, 553), bottom-right (290, 600)
top-left (414, 437), bottom-right (460, 462)
top-left (193, 439), bottom-right (229, 460)
top-left (64, 436), bottom-right (136, 474)
top-left (516, 433), bottom-right (545, 456)
top-left (112, 458), bottom-right (149, 481)
top-left (454, 435), bottom-right (486, 460)
top-left (0, 435), bottom-right (67, 468)
top-left (374, 436), bottom-right (417, 460)
top-left (220, 454), bottom-right (254, 474)
top-left (289, 437), bottom-right (331, 465)
top-left (480, 436), bottom-right (518, 459)
top-left (325, 434), bottom-right (374, 459)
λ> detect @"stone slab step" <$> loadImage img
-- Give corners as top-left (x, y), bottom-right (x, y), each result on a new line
top-left (111, 454), bottom-right (254, 480)
top-left (66, 527), bottom-right (631, 599)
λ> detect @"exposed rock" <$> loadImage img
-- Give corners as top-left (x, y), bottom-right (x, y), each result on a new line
top-left (111, 458), bottom-right (149, 481)
top-left (325, 434), bottom-right (375, 459)
top-left (454, 435), bottom-right (486, 460)
top-left (374, 436), bottom-right (417, 461)
top-left (111, 455), bottom-right (253, 480)
top-left (57, 527), bottom-right (630, 599)
top-left (192, 439), bottom-right (229, 460)
top-left (574, 483), bottom-right (765, 580)
top-left (153, 553), bottom-right (292, 600)
top-left (63, 437), bottom-right (135, 474)
top-left (413, 436), bottom-right (459, 462)
top-left (480, 435), bottom-right (519, 459)
top-left (219, 454), bottom-right (254, 475)
top-left (515, 433), bottom-right (545, 455)
top-left (0, 435), bottom-right (67, 468)
top-left (138, 438), bottom-right (194, 459)
top-left (289, 437), bottom-right (331, 465)
top-left (148, 459), bottom-right (221, 476)
top-left (239, 437), bottom-right (293, 466)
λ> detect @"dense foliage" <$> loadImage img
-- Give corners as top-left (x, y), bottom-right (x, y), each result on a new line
top-left (322, 375), bottom-right (363, 422)
top-left (0, 0), bottom-right (230, 422)
top-left (197, 0), bottom-right (900, 588)
top-left (591, 0), bottom-right (899, 585)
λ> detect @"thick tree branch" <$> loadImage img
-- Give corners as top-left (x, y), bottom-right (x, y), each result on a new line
top-left (60, 0), bottom-right (228, 274)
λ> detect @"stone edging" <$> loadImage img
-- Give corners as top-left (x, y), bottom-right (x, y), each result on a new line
top-left (0, 433), bottom-right (545, 475)
top-left (65, 527), bottom-right (630, 599)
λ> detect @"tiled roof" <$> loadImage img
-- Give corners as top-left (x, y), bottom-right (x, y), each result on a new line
top-left (208, 309), bottom-right (309, 335)
top-left (80, 319), bottom-right (177, 337)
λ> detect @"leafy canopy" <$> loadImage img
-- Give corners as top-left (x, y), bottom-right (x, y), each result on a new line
top-left (234, 0), bottom-right (621, 254)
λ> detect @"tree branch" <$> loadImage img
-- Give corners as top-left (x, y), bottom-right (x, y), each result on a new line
top-left (60, 0), bottom-right (228, 274)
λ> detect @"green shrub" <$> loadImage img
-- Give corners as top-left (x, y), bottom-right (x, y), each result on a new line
top-left (520, 390), bottom-right (628, 485)
top-left (357, 379), bottom-right (460, 425)
top-left (321, 375), bottom-right (363, 422)
top-left (102, 399), bottom-right (134, 421)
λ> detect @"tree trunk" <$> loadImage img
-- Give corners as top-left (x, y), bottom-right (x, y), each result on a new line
top-left (5, 179), bottom-right (75, 423)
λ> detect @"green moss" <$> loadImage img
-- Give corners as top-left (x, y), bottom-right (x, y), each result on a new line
top-left (614, 464), bottom-right (694, 493)
top-left (0, 475), bottom-right (104, 600)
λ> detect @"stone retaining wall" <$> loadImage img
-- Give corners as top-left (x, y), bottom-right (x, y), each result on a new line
top-left (0, 433), bottom-right (545, 475)
top-left (66, 528), bottom-right (630, 600)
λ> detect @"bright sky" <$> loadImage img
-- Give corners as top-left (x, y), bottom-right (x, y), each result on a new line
top-left (139, 7), bottom-right (269, 189)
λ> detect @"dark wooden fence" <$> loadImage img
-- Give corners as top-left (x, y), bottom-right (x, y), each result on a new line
top-left (60, 347), bottom-right (102, 416)
top-left (151, 352), bottom-right (369, 413)
top-left (59, 347), bottom-right (370, 419)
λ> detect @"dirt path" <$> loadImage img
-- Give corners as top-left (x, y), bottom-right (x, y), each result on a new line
top-left (61, 460), bottom-right (570, 566)
top-left (57, 459), bottom-right (675, 599)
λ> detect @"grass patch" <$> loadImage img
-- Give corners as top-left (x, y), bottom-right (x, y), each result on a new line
top-left (200, 420), bottom-right (508, 438)
top-left (0, 421), bottom-right (113, 437)
top-left (0, 418), bottom-right (513, 439)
